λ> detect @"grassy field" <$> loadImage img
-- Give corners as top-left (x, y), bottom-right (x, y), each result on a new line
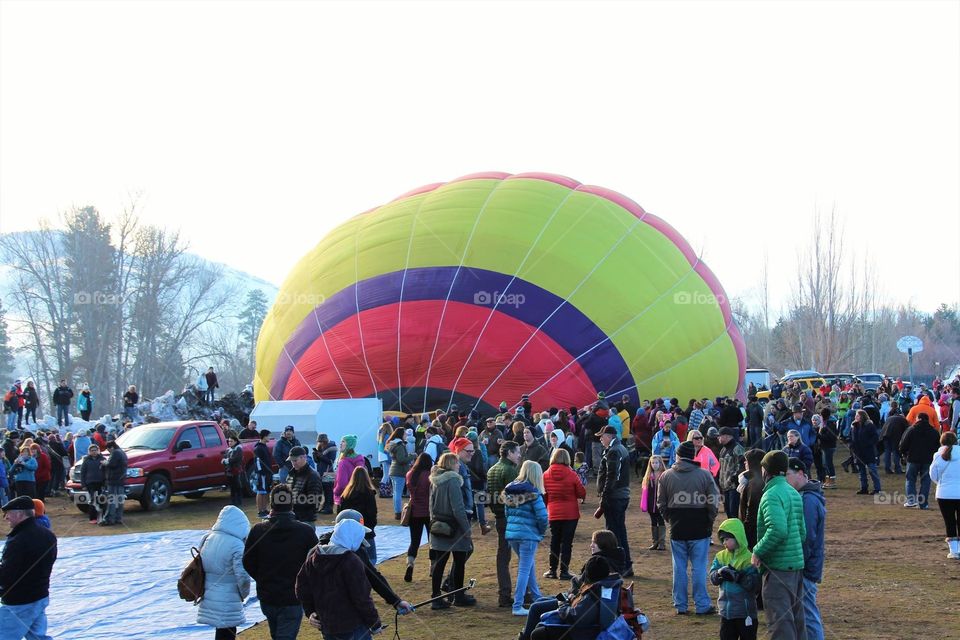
top-left (42, 463), bottom-right (959, 640)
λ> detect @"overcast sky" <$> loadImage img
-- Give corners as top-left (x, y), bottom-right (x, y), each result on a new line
top-left (1, 0), bottom-right (957, 316)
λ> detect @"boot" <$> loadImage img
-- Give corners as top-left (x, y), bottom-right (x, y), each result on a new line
top-left (648, 525), bottom-right (659, 550)
top-left (404, 556), bottom-right (415, 582)
top-left (656, 525), bottom-right (666, 550)
top-left (948, 538), bottom-right (960, 560)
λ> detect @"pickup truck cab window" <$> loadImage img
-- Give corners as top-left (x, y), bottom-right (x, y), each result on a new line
top-left (176, 427), bottom-right (202, 451)
top-left (199, 425), bottom-right (223, 448)
top-left (117, 427), bottom-right (177, 451)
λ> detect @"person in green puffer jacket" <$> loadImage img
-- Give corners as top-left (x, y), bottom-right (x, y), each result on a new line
top-left (709, 518), bottom-right (760, 639)
top-left (751, 450), bottom-right (806, 640)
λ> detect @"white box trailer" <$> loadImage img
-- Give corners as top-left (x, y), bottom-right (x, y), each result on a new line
top-left (249, 398), bottom-right (384, 460)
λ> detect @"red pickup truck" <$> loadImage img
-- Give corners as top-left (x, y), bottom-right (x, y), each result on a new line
top-left (66, 420), bottom-right (277, 512)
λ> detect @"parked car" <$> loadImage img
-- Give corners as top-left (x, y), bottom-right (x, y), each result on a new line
top-left (823, 373), bottom-right (855, 387)
top-left (856, 373), bottom-right (885, 392)
top-left (66, 421), bottom-right (277, 512)
top-left (756, 376), bottom-right (827, 401)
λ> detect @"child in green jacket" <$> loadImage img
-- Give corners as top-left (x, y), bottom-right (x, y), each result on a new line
top-left (709, 518), bottom-right (760, 640)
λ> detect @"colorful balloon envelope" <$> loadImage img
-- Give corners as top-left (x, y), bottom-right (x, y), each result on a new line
top-left (255, 172), bottom-right (745, 414)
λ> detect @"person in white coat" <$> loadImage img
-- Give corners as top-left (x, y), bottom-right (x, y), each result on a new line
top-left (930, 431), bottom-right (960, 559)
top-left (197, 505), bottom-right (252, 639)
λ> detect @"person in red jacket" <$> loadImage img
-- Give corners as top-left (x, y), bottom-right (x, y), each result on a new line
top-left (542, 449), bottom-right (586, 579)
top-left (30, 443), bottom-right (51, 501)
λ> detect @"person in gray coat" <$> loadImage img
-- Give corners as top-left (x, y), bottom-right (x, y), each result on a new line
top-left (428, 452), bottom-right (474, 609)
top-left (101, 441), bottom-right (127, 526)
top-left (197, 505), bottom-right (252, 640)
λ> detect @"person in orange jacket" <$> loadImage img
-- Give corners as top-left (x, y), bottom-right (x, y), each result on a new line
top-left (906, 396), bottom-right (943, 433)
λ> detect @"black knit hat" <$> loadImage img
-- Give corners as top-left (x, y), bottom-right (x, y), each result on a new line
top-left (677, 441), bottom-right (696, 461)
top-left (583, 555), bottom-right (611, 583)
top-left (761, 450), bottom-right (789, 476)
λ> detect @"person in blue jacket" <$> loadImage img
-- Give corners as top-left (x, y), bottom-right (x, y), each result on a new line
top-left (502, 460), bottom-right (549, 617)
top-left (783, 430), bottom-right (814, 471)
top-left (779, 404), bottom-right (815, 448)
top-left (786, 458), bottom-right (826, 640)
top-left (652, 421), bottom-right (682, 467)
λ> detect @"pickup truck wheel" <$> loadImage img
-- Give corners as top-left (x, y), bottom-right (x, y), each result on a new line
top-left (242, 462), bottom-right (257, 498)
top-left (140, 474), bottom-right (172, 511)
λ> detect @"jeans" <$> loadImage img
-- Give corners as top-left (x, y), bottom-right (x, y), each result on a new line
top-left (670, 537), bottom-right (711, 613)
top-left (390, 476), bottom-right (405, 515)
top-left (724, 489), bottom-right (740, 518)
top-left (603, 496), bottom-right (632, 570)
top-left (509, 539), bottom-right (543, 610)
top-left (105, 483), bottom-right (125, 523)
top-left (883, 440), bottom-right (903, 472)
top-left (474, 480), bottom-right (487, 526)
top-left (322, 625), bottom-right (373, 640)
top-left (366, 537), bottom-right (377, 564)
top-left (321, 481), bottom-right (334, 513)
top-left (4, 412), bottom-right (14, 429)
top-left (905, 462), bottom-right (931, 507)
top-left (859, 462), bottom-right (881, 492)
top-left (205, 388), bottom-right (216, 403)
top-left (124, 406), bottom-right (139, 423)
top-left (821, 447), bottom-right (836, 477)
top-left (590, 442), bottom-right (604, 471)
top-left (748, 424), bottom-right (762, 448)
top-left (547, 520), bottom-right (578, 574)
top-left (24, 406), bottom-right (36, 424)
top-left (802, 578), bottom-right (823, 640)
top-left (56, 405), bottom-right (70, 427)
top-left (495, 515), bottom-right (513, 601)
top-left (380, 461), bottom-right (391, 485)
top-left (521, 597), bottom-right (559, 640)
top-left (260, 603), bottom-right (303, 640)
top-left (278, 466), bottom-right (289, 485)
top-left (0, 596), bottom-right (53, 640)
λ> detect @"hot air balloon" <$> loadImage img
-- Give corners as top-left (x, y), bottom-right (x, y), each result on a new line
top-left (254, 172), bottom-right (745, 415)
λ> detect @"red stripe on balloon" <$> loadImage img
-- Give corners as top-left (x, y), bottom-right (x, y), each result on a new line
top-left (281, 301), bottom-right (597, 409)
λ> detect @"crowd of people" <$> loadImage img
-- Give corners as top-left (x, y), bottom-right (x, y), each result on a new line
top-left (1, 372), bottom-right (959, 640)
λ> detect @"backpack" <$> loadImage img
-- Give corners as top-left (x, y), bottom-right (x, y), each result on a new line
top-left (617, 581), bottom-right (649, 639)
top-left (177, 538), bottom-right (207, 604)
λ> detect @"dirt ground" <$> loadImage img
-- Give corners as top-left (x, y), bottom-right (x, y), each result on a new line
top-left (41, 460), bottom-right (959, 640)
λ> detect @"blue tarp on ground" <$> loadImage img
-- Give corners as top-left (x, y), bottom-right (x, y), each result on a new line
top-left (1, 524), bottom-right (423, 639)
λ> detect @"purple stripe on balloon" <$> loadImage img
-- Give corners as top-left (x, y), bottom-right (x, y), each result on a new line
top-left (270, 267), bottom-right (633, 400)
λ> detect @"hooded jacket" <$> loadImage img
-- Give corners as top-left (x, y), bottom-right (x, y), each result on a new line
top-left (428, 467), bottom-right (472, 552)
top-left (656, 458), bottom-right (720, 540)
top-left (652, 428), bottom-right (681, 467)
top-left (316, 528), bottom-right (401, 608)
top-left (754, 476), bottom-right (806, 572)
top-left (709, 518), bottom-right (760, 620)
top-left (797, 480), bottom-right (826, 583)
top-left (242, 511), bottom-right (319, 606)
top-left (543, 463), bottom-right (586, 521)
top-left (737, 469), bottom-right (764, 549)
top-left (387, 439), bottom-right (412, 477)
top-left (197, 506), bottom-right (251, 629)
top-left (295, 530), bottom-right (381, 635)
top-left (906, 396), bottom-right (941, 429)
top-left (930, 446), bottom-right (960, 500)
top-left (502, 480), bottom-right (548, 541)
top-left (898, 420), bottom-right (942, 465)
